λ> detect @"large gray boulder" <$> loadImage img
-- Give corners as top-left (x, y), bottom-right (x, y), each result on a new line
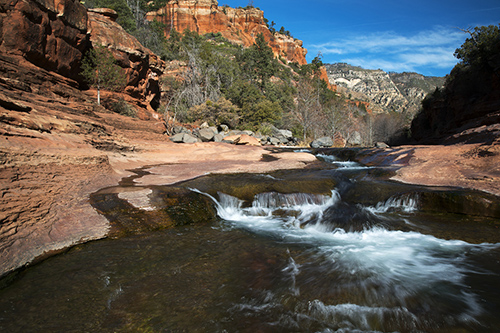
top-left (170, 133), bottom-right (199, 144)
top-left (213, 133), bottom-right (224, 142)
top-left (347, 131), bottom-right (362, 146)
top-left (310, 137), bottom-right (334, 148)
top-left (172, 126), bottom-right (190, 135)
top-left (197, 128), bottom-right (216, 142)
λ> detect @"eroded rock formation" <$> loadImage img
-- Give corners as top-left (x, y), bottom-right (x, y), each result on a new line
top-left (146, 0), bottom-right (308, 65)
top-left (87, 8), bottom-right (165, 110)
top-left (0, 0), bottom-right (90, 82)
top-left (0, 0), bottom-right (165, 111)
top-left (325, 63), bottom-right (444, 116)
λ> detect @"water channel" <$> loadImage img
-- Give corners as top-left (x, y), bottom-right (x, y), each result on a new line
top-left (1, 149), bottom-right (499, 332)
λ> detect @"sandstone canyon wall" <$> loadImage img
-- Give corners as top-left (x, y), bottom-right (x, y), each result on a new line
top-left (0, 0), bottom-right (168, 277)
top-left (87, 8), bottom-right (165, 110)
top-left (0, 0), bottom-right (90, 82)
top-left (146, 0), bottom-right (308, 65)
top-left (0, 0), bottom-right (164, 111)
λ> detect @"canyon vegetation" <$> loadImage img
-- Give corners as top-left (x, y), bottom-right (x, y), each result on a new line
top-left (0, 0), bottom-right (499, 306)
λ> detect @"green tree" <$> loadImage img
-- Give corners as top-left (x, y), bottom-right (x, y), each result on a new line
top-left (240, 100), bottom-right (282, 131)
top-left (454, 24), bottom-right (500, 68)
top-left (83, 0), bottom-right (136, 33)
top-left (81, 45), bottom-right (127, 105)
top-left (240, 33), bottom-right (277, 89)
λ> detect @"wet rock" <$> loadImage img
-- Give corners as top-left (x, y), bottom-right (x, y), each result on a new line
top-left (91, 186), bottom-right (217, 237)
top-left (419, 190), bottom-right (500, 218)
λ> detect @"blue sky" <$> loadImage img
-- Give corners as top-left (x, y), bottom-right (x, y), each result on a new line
top-left (221, 0), bottom-right (500, 76)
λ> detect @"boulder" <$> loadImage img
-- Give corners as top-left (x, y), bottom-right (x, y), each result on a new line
top-left (347, 131), bottom-right (362, 146)
top-left (269, 137), bottom-right (281, 146)
top-left (170, 133), bottom-right (186, 143)
top-left (218, 124), bottom-right (229, 133)
top-left (197, 128), bottom-right (215, 142)
top-left (208, 126), bottom-right (219, 135)
top-left (226, 130), bottom-right (243, 136)
top-left (170, 133), bottom-right (199, 143)
top-left (173, 125), bottom-right (190, 135)
top-left (310, 137), bottom-right (334, 148)
top-left (213, 133), bottom-right (224, 142)
top-left (241, 130), bottom-right (255, 136)
top-left (236, 134), bottom-right (261, 146)
top-left (375, 142), bottom-right (390, 149)
top-left (222, 134), bottom-right (240, 144)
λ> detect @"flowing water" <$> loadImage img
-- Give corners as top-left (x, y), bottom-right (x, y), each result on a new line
top-left (1, 150), bottom-right (499, 332)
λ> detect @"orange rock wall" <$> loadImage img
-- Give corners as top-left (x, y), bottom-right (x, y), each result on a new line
top-left (87, 9), bottom-right (165, 109)
top-left (147, 0), bottom-right (307, 65)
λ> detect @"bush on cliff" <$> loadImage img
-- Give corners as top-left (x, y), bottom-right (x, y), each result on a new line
top-left (454, 24), bottom-right (500, 68)
top-left (410, 24), bottom-right (500, 143)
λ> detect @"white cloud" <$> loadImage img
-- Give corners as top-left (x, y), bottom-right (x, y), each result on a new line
top-left (312, 26), bottom-right (467, 75)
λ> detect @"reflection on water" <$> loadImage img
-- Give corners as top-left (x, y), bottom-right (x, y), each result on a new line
top-left (0, 154), bottom-right (499, 332)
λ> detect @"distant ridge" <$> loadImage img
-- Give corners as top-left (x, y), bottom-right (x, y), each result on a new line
top-left (325, 63), bottom-right (445, 117)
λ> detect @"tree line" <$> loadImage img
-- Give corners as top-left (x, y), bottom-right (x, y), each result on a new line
top-left (81, 0), bottom-right (425, 146)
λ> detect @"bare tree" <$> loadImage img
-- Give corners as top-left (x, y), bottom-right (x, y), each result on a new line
top-left (294, 78), bottom-right (321, 142)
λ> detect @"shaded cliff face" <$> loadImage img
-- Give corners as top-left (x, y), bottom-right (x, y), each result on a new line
top-left (411, 42), bottom-right (500, 144)
top-left (0, 0), bottom-right (164, 110)
top-left (146, 0), bottom-right (307, 65)
top-left (0, 0), bottom-right (90, 82)
top-left (325, 63), bottom-right (444, 116)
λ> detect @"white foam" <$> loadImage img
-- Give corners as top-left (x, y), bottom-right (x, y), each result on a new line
top-left (192, 188), bottom-right (500, 326)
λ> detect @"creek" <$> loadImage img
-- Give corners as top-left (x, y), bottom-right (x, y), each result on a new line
top-left (0, 149), bottom-right (499, 332)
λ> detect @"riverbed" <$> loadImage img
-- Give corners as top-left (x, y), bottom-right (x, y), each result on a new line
top-left (1, 150), bottom-right (499, 332)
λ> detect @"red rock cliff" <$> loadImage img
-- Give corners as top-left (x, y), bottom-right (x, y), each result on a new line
top-left (146, 0), bottom-right (308, 65)
top-left (0, 0), bottom-right (89, 82)
top-left (87, 8), bottom-right (165, 109)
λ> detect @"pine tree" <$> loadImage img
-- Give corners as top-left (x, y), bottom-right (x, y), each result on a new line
top-left (81, 45), bottom-right (127, 105)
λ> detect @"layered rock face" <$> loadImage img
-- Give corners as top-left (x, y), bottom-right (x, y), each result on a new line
top-left (87, 8), bottom-right (165, 109)
top-left (0, 0), bottom-right (164, 110)
top-left (325, 63), bottom-right (443, 116)
top-left (0, 0), bottom-right (168, 276)
top-left (146, 0), bottom-right (307, 65)
top-left (0, 0), bottom-right (90, 82)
